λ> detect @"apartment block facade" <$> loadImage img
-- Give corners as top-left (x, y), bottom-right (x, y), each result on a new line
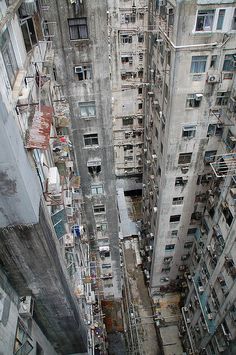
top-left (42, 0), bottom-right (122, 300)
top-left (0, 0), bottom-right (110, 353)
top-left (108, 0), bottom-right (148, 190)
top-left (143, 0), bottom-right (236, 291)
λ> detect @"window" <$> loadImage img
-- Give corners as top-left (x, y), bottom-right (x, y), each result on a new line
top-left (68, 18), bottom-right (88, 40)
top-left (184, 242), bottom-right (193, 249)
top-left (215, 92), bottom-right (230, 106)
top-left (190, 56), bottom-right (207, 73)
top-left (138, 34), bottom-right (144, 42)
top-left (87, 159), bottom-right (101, 176)
top-left (139, 53), bottom-right (143, 62)
top-left (93, 205), bottom-right (105, 214)
top-left (172, 197), bottom-right (184, 205)
top-left (165, 244), bottom-right (175, 251)
top-left (14, 321), bottom-right (33, 355)
top-left (84, 133), bottom-right (99, 146)
top-left (138, 102), bottom-right (143, 110)
top-left (195, 10), bottom-right (215, 31)
top-left (96, 223), bottom-right (107, 232)
top-left (79, 102), bottom-right (96, 118)
top-left (75, 64), bottom-right (92, 80)
top-left (122, 117), bottom-right (133, 126)
top-left (223, 54), bottom-right (235, 72)
top-left (171, 230), bottom-right (178, 237)
top-left (120, 34), bottom-right (132, 43)
top-left (170, 215), bottom-right (181, 223)
top-left (216, 9), bottom-right (225, 30)
top-left (186, 94), bottom-right (202, 108)
top-left (124, 156), bottom-right (133, 161)
top-left (178, 153), bottom-right (192, 165)
top-left (232, 8), bottom-right (236, 30)
top-left (138, 69), bottom-right (143, 78)
top-left (187, 228), bottom-right (197, 235)
top-left (182, 125), bottom-right (197, 139)
top-left (204, 150), bottom-right (217, 164)
top-left (207, 124), bottom-right (223, 137)
top-left (0, 29), bottom-right (18, 86)
top-left (210, 55), bottom-right (218, 69)
top-left (138, 87), bottom-right (142, 95)
top-left (91, 184), bottom-right (104, 195)
top-left (121, 55), bottom-right (133, 63)
top-left (175, 177), bottom-right (187, 186)
top-left (122, 13), bottom-right (136, 23)
top-left (20, 17), bottom-right (37, 53)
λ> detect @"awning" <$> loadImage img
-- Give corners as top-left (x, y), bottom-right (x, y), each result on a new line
top-left (25, 105), bottom-right (53, 150)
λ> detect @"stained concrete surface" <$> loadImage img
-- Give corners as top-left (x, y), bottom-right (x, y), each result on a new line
top-left (124, 240), bottom-right (160, 355)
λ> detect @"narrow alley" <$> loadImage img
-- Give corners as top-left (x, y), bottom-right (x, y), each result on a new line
top-left (120, 193), bottom-right (160, 355)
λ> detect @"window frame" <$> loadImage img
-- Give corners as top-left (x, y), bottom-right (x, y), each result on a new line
top-left (91, 184), bottom-right (104, 195)
top-left (216, 9), bottom-right (226, 30)
top-left (195, 9), bottom-right (215, 32)
top-left (75, 64), bottom-right (92, 81)
top-left (83, 133), bottom-right (99, 147)
top-left (68, 18), bottom-right (88, 40)
top-left (172, 197), bottom-right (184, 205)
top-left (215, 92), bottom-right (230, 106)
top-left (93, 204), bottom-right (106, 214)
top-left (165, 244), bottom-right (175, 251)
top-left (20, 16), bottom-right (37, 53)
top-left (182, 125), bottom-right (197, 139)
top-left (190, 55), bottom-right (207, 73)
top-left (79, 102), bottom-right (96, 118)
top-left (170, 215), bottom-right (181, 223)
top-left (186, 94), bottom-right (202, 108)
top-left (0, 29), bottom-right (18, 87)
top-left (178, 153), bottom-right (192, 165)
top-left (223, 54), bottom-right (236, 72)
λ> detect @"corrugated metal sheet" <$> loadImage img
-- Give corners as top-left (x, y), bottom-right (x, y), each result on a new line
top-left (25, 105), bottom-right (53, 150)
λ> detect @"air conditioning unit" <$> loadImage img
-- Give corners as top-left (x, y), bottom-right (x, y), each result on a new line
top-left (19, 296), bottom-right (34, 318)
top-left (186, 318), bottom-right (191, 324)
top-left (66, 207), bottom-right (74, 217)
top-left (146, 160), bottom-right (151, 164)
top-left (181, 167), bottom-right (189, 174)
top-left (74, 66), bottom-right (83, 74)
top-left (152, 154), bottom-right (157, 160)
top-left (153, 206), bottom-right (158, 212)
top-left (207, 74), bottom-right (221, 83)
top-left (148, 91), bottom-right (154, 96)
top-left (208, 313), bottom-right (213, 320)
top-left (198, 286), bottom-right (204, 294)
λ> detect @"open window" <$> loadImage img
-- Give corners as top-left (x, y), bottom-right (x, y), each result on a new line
top-left (195, 10), bottom-right (215, 32)
top-left (87, 159), bottom-right (101, 176)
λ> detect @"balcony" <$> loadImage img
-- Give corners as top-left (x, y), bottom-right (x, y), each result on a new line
top-left (192, 274), bottom-right (216, 334)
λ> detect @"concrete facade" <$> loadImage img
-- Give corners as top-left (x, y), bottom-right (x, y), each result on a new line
top-left (142, 0), bottom-right (236, 290)
top-left (108, 0), bottom-right (148, 190)
top-left (42, 0), bottom-right (122, 299)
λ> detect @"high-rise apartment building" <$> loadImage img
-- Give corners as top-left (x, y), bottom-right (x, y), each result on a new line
top-left (108, 0), bottom-right (148, 190)
top-left (42, 0), bottom-right (122, 299)
top-left (143, 0), bottom-right (236, 291)
top-left (142, 0), bottom-right (236, 354)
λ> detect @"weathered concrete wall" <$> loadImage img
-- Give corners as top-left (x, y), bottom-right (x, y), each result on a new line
top-left (46, 0), bottom-right (122, 298)
top-left (142, 0), bottom-right (236, 289)
top-left (0, 270), bottom-right (58, 355)
top-left (0, 93), bottom-right (40, 227)
top-left (0, 200), bottom-right (87, 354)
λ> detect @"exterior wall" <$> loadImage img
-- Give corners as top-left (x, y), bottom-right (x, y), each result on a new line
top-left (0, 270), bottom-right (57, 355)
top-left (142, 0), bottom-right (236, 290)
top-left (44, 0), bottom-right (122, 299)
top-left (108, 0), bottom-right (148, 189)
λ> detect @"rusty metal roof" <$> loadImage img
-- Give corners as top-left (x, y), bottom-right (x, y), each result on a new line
top-left (25, 105), bottom-right (53, 150)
